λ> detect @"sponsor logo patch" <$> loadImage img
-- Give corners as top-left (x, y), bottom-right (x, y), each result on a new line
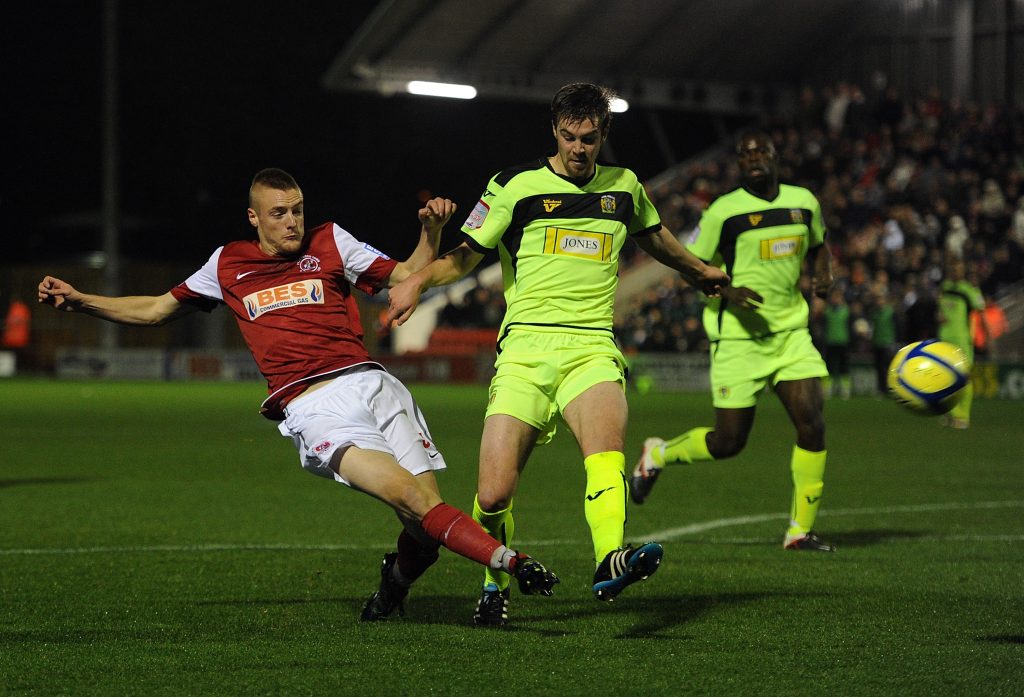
top-left (312, 440), bottom-right (333, 455)
top-left (243, 279), bottom-right (324, 320)
top-left (542, 227), bottom-right (612, 261)
top-left (464, 199), bottom-right (490, 230)
top-left (542, 198), bottom-right (562, 213)
top-left (759, 236), bottom-right (803, 260)
top-left (363, 243), bottom-right (390, 260)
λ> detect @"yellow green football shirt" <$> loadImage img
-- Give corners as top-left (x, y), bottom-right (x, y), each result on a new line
top-left (461, 158), bottom-right (661, 337)
top-left (939, 279), bottom-right (983, 350)
top-left (687, 184), bottom-right (827, 341)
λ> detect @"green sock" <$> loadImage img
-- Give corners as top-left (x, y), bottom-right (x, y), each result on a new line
top-left (660, 427), bottom-right (714, 465)
top-left (584, 451), bottom-right (627, 565)
top-left (787, 446), bottom-right (827, 537)
top-left (473, 495), bottom-right (514, 590)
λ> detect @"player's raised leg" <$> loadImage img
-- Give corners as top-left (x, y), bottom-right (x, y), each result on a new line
top-left (631, 406), bottom-right (755, 505)
top-left (564, 381), bottom-right (664, 600)
top-left (630, 427), bottom-right (713, 504)
top-left (335, 447), bottom-right (559, 621)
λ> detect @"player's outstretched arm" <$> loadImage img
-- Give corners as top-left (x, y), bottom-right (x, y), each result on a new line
top-left (386, 242), bottom-right (485, 326)
top-left (37, 276), bottom-right (197, 326)
top-left (635, 226), bottom-right (730, 296)
top-left (390, 197), bottom-right (458, 284)
top-left (807, 243), bottom-right (834, 299)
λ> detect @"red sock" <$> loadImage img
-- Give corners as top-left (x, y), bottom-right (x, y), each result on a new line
top-left (421, 502), bottom-right (509, 569)
top-left (395, 529), bottom-right (439, 582)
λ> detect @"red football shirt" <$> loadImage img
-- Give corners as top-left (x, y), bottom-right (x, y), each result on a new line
top-left (170, 222), bottom-right (397, 418)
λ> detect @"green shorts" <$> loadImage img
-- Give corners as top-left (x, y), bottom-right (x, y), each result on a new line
top-left (710, 329), bottom-right (827, 408)
top-left (487, 327), bottom-right (626, 445)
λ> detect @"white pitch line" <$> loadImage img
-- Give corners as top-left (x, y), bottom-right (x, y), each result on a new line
top-left (641, 499), bottom-right (1024, 542)
top-left (0, 543), bottom-right (367, 556)
top-left (1, 500), bottom-right (1022, 556)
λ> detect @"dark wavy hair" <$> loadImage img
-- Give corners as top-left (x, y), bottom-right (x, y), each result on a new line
top-left (550, 83), bottom-right (615, 134)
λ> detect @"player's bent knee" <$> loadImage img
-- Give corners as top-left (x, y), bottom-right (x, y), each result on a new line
top-left (475, 491), bottom-right (512, 513)
top-left (708, 435), bottom-right (746, 459)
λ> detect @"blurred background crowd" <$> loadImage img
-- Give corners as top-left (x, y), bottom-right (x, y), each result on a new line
top-left (474, 81), bottom-right (1024, 381)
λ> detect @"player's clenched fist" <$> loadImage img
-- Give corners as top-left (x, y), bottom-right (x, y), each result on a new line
top-left (38, 276), bottom-right (81, 312)
top-left (418, 197), bottom-right (457, 232)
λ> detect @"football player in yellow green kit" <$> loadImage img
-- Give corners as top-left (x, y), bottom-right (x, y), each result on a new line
top-left (938, 259), bottom-right (985, 429)
top-left (388, 83), bottom-right (729, 625)
top-left (631, 130), bottom-right (837, 552)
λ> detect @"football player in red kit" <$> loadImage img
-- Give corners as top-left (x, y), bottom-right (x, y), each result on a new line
top-left (37, 168), bottom-right (559, 622)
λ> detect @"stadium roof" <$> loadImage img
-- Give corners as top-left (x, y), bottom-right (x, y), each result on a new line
top-left (322, 0), bottom-right (872, 115)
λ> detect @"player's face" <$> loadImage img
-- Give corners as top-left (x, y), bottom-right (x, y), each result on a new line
top-left (737, 135), bottom-right (778, 189)
top-left (248, 185), bottom-right (305, 257)
top-left (551, 117), bottom-right (605, 179)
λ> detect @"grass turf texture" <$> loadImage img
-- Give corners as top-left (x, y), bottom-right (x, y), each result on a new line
top-left (1, 379), bottom-right (1022, 695)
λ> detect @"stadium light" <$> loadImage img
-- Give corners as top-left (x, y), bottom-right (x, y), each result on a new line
top-left (406, 80), bottom-right (477, 100)
top-left (610, 97), bottom-right (629, 113)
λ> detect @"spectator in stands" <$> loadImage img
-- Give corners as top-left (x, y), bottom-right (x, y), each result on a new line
top-left (973, 293), bottom-right (1008, 359)
top-left (823, 287), bottom-right (852, 399)
top-left (2, 297), bottom-right (31, 370)
top-left (868, 291), bottom-right (897, 395)
top-left (1012, 197), bottom-right (1024, 248)
top-left (583, 80), bottom-right (1021, 412)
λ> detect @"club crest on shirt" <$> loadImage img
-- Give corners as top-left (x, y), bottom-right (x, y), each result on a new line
top-left (297, 254), bottom-right (321, 272)
top-left (243, 279), bottom-right (324, 320)
top-left (748, 213), bottom-right (763, 226)
top-left (600, 194), bottom-right (616, 214)
top-left (790, 209), bottom-right (805, 224)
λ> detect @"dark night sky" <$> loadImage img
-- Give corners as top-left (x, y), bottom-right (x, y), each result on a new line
top-left (5, 2), bottom-right (736, 266)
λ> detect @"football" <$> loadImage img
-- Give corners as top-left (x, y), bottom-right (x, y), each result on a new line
top-left (887, 339), bottom-right (970, 414)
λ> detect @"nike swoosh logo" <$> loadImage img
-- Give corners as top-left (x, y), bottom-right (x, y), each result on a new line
top-left (585, 487), bottom-right (615, 501)
top-left (428, 452), bottom-right (441, 459)
top-left (236, 270), bottom-right (258, 279)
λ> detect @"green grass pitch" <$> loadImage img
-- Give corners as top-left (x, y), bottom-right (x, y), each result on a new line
top-left (1, 379), bottom-right (1022, 695)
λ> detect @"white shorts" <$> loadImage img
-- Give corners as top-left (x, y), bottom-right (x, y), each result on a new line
top-left (277, 366), bottom-right (447, 486)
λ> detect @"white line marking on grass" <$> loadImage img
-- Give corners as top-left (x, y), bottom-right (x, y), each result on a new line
top-left (0, 543), bottom-right (368, 556)
top-left (1, 501), bottom-right (1021, 556)
top-left (641, 500), bottom-right (1024, 542)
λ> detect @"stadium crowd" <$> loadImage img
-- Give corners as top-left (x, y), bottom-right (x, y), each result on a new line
top-left (617, 82), bottom-right (1023, 370)
top-left (429, 82), bottom-right (1023, 379)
